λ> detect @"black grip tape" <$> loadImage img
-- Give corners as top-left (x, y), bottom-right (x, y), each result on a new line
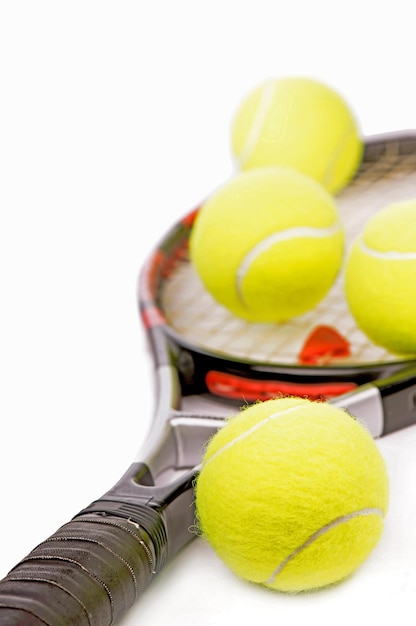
top-left (0, 511), bottom-right (163, 625)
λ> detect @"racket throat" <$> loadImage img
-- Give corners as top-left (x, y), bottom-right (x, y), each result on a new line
top-left (75, 461), bottom-right (198, 566)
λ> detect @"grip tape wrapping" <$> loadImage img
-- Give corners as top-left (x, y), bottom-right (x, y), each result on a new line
top-left (0, 512), bottom-right (161, 625)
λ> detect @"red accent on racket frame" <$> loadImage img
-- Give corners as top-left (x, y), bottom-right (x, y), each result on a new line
top-left (141, 304), bottom-right (166, 329)
top-left (181, 206), bottom-right (200, 227)
top-left (206, 370), bottom-right (357, 401)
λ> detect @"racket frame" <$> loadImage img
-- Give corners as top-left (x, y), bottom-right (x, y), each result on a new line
top-left (1, 130), bottom-right (416, 625)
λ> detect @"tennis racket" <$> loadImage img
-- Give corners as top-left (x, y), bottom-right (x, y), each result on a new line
top-left (1, 131), bottom-right (416, 625)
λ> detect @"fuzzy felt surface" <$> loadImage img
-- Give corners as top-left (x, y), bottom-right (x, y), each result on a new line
top-left (345, 200), bottom-right (416, 355)
top-left (190, 167), bottom-right (344, 323)
top-left (230, 77), bottom-right (362, 194)
top-left (195, 397), bottom-right (389, 592)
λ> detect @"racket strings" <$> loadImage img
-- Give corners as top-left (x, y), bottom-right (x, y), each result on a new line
top-left (159, 136), bottom-right (416, 366)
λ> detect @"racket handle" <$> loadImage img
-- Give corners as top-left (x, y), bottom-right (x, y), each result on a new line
top-left (0, 509), bottom-right (163, 625)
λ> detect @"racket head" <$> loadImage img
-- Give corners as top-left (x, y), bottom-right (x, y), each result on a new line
top-left (139, 131), bottom-right (416, 404)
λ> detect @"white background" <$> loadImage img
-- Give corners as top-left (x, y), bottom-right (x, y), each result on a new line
top-left (1, 2), bottom-right (416, 624)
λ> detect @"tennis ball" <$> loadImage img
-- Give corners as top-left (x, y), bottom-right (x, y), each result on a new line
top-left (190, 167), bottom-right (344, 322)
top-left (231, 76), bottom-right (363, 194)
top-left (195, 397), bottom-right (389, 593)
top-left (345, 199), bottom-right (416, 355)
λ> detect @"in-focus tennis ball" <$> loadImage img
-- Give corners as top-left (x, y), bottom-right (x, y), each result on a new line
top-left (231, 76), bottom-right (363, 194)
top-left (190, 167), bottom-right (344, 322)
top-left (195, 397), bottom-right (389, 593)
top-left (345, 199), bottom-right (416, 355)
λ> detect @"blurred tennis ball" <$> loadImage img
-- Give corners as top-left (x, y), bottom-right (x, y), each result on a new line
top-left (345, 199), bottom-right (416, 355)
top-left (195, 397), bottom-right (389, 593)
top-left (190, 166), bottom-right (344, 322)
top-left (231, 76), bottom-right (363, 194)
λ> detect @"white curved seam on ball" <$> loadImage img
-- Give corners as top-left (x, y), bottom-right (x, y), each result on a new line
top-left (359, 239), bottom-right (416, 260)
top-left (236, 223), bottom-right (342, 306)
top-left (266, 507), bottom-right (385, 585)
top-left (202, 404), bottom-right (305, 468)
top-left (237, 80), bottom-right (276, 167)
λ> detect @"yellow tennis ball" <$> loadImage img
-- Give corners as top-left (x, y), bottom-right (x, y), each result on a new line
top-left (345, 199), bottom-right (416, 355)
top-left (195, 397), bottom-right (389, 593)
top-left (189, 167), bottom-right (344, 322)
top-left (231, 76), bottom-right (363, 194)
